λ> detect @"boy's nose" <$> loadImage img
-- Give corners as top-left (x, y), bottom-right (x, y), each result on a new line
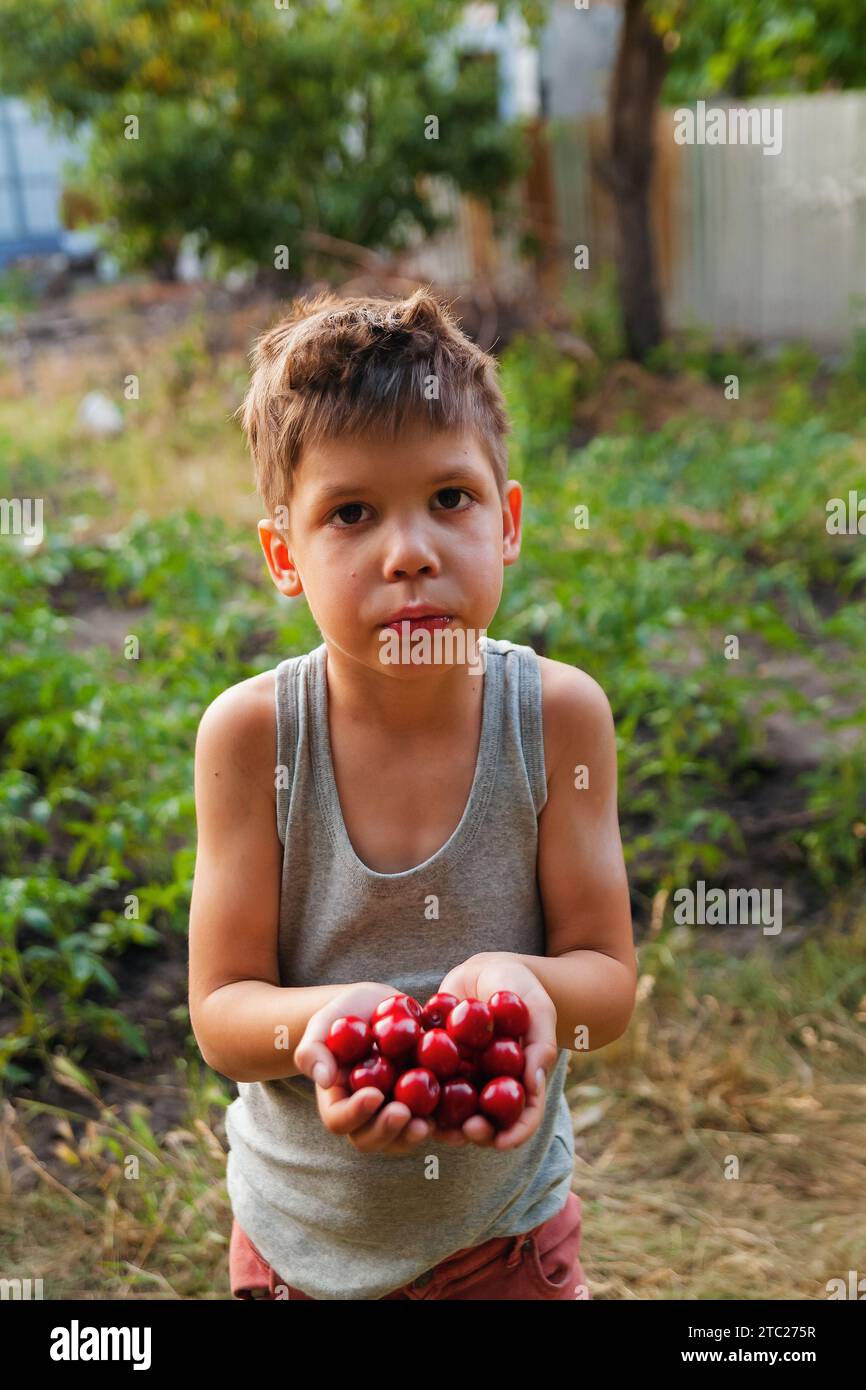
top-left (389, 560), bottom-right (436, 579)
top-left (383, 531), bottom-right (440, 580)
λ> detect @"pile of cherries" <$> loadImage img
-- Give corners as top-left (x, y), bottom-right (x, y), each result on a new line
top-left (324, 990), bottom-right (530, 1131)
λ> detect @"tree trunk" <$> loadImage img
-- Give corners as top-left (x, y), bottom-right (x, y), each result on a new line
top-left (151, 232), bottom-right (182, 282)
top-left (608, 0), bottom-right (667, 361)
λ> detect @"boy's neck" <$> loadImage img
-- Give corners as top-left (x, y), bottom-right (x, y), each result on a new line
top-left (321, 640), bottom-right (484, 739)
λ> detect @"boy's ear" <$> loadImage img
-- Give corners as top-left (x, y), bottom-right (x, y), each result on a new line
top-left (502, 481), bottom-right (522, 567)
top-left (258, 519), bottom-right (304, 597)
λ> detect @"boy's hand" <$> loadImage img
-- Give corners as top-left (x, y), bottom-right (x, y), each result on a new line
top-left (434, 955), bottom-right (558, 1153)
top-left (294, 982), bottom-right (436, 1156)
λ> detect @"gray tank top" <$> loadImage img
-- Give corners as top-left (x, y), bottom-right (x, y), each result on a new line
top-left (224, 636), bottom-right (575, 1300)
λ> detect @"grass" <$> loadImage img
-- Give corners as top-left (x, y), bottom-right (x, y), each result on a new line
top-left (1, 275), bottom-right (865, 1297)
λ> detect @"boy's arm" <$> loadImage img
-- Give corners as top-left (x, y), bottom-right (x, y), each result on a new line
top-left (188, 677), bottom-right (356, 1083)
top-left (515, 661), bottom-right (636, 1052)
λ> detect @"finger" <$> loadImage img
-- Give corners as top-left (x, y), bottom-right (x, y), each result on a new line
top-left (521, 996), bottom-right (558, 1051)
top-left (348, 1100), bottom-right (416, 1152)
top-left (319, 1085), bottom-right (386, 1135)
top-left (522, 1041), bottom-right (556, 1098)
top-left (492, 1072), bottom-right (545, 1151)
top-left (435, 966), bottom-right (472, 1000)
top-left (311, 1060), bottom-right (351, 1098)
top-left (492, 1108), bottom-right (540, 1150)
top-left (460, 1113), bottom-right (497, 1146)
top-left (433, 1126), bottom-right (469, 1146)
top-left (382, 1116), bottom-right (434, 1153)
top-left (295, 994), bottom-right (379, 1077)
top-left (351, 1107), bottom-right (436, 1155)
top-left (295, 1038), bottom-right (340, 1088)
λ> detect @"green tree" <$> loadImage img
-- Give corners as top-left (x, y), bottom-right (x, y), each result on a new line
top-left (660, 0), bottom-right (866, 101)
top-left (606, 0), bottom-right (866, 360)
top-left (0, 0), bottom-right (543, 281)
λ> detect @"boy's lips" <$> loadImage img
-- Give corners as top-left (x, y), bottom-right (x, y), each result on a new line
top-left (381, 614), bottom-right (454, 632)
top-left (379, 605), bottom-right (454, 629)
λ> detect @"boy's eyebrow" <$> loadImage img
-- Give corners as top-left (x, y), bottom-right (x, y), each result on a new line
top-left (309, 465), bottom-right (489, 508)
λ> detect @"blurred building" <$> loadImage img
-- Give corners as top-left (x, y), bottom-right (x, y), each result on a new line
top-left (0, 96), bottom-right (99, 269)
top-left (450, 0), bottom-right (620, 120)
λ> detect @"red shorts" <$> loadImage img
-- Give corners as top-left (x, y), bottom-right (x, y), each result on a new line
top-left (229, 1189), bottom-right (589, 1301)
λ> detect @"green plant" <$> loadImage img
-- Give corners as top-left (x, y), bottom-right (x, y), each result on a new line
top-left (2, 332), bottom-right (864, 1088)
top-left (0, 264), bottom-right (37, 317)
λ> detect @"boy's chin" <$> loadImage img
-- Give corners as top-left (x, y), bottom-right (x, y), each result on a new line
top-left (371, 625), bottom-right (488, 675)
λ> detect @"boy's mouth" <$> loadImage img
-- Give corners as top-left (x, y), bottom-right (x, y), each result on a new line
top-left (381, 615), bottom-right (454, 634)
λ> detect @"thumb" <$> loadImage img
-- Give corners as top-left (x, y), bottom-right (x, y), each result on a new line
top-left (312, 1056), bottom-right (333, 1087)
top-left (524, 1041), bottom-right (557, 1097)
top-left (436, 968), bottom-right (464, 998)
top-left (295, 1038), bottom-right (335, 1087)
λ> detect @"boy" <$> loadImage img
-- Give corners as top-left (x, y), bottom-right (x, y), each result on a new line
top-left (188, 287), bottom-right (636, 1300)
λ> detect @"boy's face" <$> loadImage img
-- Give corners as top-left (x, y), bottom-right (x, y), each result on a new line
top-left (258, 424), bottom-right (522, 675)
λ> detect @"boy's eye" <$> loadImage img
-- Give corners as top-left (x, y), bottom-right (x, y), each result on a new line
top-left (328, 503), bottom-right (370, 528)
top-left (327, 489), bottom-right (472, 527)
top-left (432, 487), bottom-right (472, 511)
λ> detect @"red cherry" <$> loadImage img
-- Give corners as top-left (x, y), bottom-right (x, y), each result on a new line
top-left (394, 1067), bottom-right (440, 1116)
top-left (325, 1016), bottom-right (373, 1065)
top-left (372, 1013), bottom-right (422, 1058)
top-left (489, 990), bottom-right (529, 1039)
top-left (479, 1077), bottom-right (526, 1129)
top-left (421, 992), bottom-right (459, 1030)
top-left (446, 998), bottom-right (494, 1049)
top-left (479, 1038), bottom-right (524, 1079)
top-left (451, 1042), bottom-right (480, 1083)
top-left (372, 993), bottom-right (423, 1023)
top-left (348, 1053), bottom-right (396, 1096)
top-left (436, 1079), bottom-right (479, 1128)
top-left (416, 1028), bottom-right (461, 1079)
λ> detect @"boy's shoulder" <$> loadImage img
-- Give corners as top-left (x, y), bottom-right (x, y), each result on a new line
top-left (534, 653), bottom-right (614, 790)
top-left (195, 668), bottom-right (278, 782)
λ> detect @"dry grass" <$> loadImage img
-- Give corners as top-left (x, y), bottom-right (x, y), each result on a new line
top-left (568, 894), bottom-right (866, 1300)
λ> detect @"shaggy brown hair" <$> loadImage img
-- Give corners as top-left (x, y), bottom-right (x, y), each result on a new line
top-left (235, 285), bottom-right (511, 523)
